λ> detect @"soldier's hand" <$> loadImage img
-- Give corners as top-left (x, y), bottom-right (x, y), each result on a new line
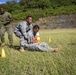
top-left (31, 38), bottom-right (36, 43)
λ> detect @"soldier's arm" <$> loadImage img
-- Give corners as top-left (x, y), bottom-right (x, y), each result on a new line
top-left (30, 37), bottom-right (37, 43)
top-left (0, 18), bottom-right (3, 28)
top-left (6, 13), bottom-right (13, 22)
top-left (20, 22), bottom-right (28, 39)
top-left (27, 30), bottom-right (36, 43)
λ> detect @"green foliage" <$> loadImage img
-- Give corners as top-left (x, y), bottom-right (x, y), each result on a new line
top-left (37, 0), bottom-right (51, 9)
top-left (0, 0), bottom-right (76, 21)
top-left (11, 5), bottom-right (76, 21)
top-left (26, 1), bottom-right (38, 8)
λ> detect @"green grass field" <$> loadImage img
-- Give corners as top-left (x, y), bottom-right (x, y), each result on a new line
top-left (0, 29), bottom-right (76, 75)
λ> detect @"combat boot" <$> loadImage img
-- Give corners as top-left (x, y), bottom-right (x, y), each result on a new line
top-left (19, 46), bottom-right (25, 52)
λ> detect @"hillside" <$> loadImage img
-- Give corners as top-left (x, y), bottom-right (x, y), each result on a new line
top-left (0, 0), bottom-right (76, 29)
top-left (34, 14), bottom-right (76, 29)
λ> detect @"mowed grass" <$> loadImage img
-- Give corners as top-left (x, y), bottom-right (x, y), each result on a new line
top-left (0, 29), bottom-right (76, 75)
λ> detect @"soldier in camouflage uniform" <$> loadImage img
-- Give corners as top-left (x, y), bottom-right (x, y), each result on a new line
top-left (15, 24), bottom-right (61, 52)
top-left (0, 7), bottom-right (13, 46)
top-left (23, 25), bottom-right (61, 52)
top-left (14, 16), bottom-right (33, 52)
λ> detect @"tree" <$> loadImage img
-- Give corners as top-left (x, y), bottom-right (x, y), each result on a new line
top-left (19, 0), bottom-right (31, 6)
top-left (6, 0), bottom-right (17, 5)
top-left (38, 0), bottom-right (50, 9)
top-left (6, 0), bottom-right (17, 13)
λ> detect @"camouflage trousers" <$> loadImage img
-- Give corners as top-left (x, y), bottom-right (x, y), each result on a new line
top-left (26, 42), bottom-right (53, 51)
top-left (0, 25), bottom-right (13, 45)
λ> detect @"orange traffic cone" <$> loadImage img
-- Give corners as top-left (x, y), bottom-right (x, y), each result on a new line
top-left (1, 48), bottom-right (6, 58)
top-left (36, 32), bottom-right (41, 43)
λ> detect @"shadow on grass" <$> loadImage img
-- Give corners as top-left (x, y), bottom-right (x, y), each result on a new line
top-left (10, 46), bottom-right (20, 50)
top-left (68, 43), bottom-right (76, 45)
top-left (1, 44), bottom-right (47, 52)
